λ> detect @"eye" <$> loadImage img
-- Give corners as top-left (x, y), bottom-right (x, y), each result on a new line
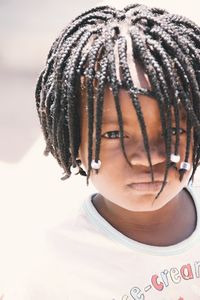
top-left (161, 127), bottom-right (186, 137)
top-left (101, 130), bottom-right (127, 139)
top-left (171, 127), bottom-right (186, 135)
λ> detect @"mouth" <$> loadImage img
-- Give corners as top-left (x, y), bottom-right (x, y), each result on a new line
top-left (127, 181), bottom-right (167, 192)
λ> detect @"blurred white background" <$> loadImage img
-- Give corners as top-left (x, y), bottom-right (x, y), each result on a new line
top-left (0, 0), bottom-right (200, 289)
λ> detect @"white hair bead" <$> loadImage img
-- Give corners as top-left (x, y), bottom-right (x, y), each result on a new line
top-left (70, 165), bottom-right (80, 175)
top-left (91, 159), bottom-right (101, 170)
top-left (170, 154), bottom-right (180, 163)
top-left (180, 161), bottom-right (191, 171)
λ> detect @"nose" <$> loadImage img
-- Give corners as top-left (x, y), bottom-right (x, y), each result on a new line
top-left (128, 140), bottom-right (166, 167)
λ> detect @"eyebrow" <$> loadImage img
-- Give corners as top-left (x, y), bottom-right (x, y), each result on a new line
top-left (101, 107), bottom-right (187, 125)
top-left (171, 110), bottom-right (187, 122)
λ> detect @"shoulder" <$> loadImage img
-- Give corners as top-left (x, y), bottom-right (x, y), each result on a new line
top-left (44, 197), bottom-right (100, 256)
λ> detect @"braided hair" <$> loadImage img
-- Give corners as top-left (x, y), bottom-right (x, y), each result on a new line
top-left (35, 4), bottom-right (200, 197)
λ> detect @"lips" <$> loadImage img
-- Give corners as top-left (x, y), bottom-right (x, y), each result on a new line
top-left (127, 181), bottom-right (167, 192)
top-left (127, 173), bottom-right (166, 185)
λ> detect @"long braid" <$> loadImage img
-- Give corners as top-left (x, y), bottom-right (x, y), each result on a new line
top-left (104, 25), bottom-right (132, 168)
top-left (145, 42), bottom-right (173, 189)
top-left (85, 37), bottom-right (106, 183)
top-left (54, 30), bottom-right (98, 172)
top-left (117, 36), bottom-right (154, 181)
top-left (130, 28), bottom-right (171, 197)
top-left (94, 54), bottom-right (108, 173)
top-left (145, 38), bottom-right (181, 158)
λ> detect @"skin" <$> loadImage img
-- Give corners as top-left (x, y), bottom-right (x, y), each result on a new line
top-left (78, 62), bottom-right (196, 247)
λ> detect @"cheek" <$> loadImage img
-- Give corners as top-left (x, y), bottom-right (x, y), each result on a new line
top-left (90, 145), bottom-right (125, 181)
top-left (100, 141), bottom-right (121, 157)
top-left (98, 141), bottom-right (130, 174)
top-left (171, 131), bottom-right (193, 159)
top-left (180, 137), bottom-right (194, 163)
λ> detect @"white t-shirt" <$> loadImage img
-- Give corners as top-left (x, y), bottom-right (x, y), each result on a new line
top-left (3, 185), bottom-right (200, 300)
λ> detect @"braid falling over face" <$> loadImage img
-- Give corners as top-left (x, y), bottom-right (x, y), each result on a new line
top-left (35, 4), bottom-right (200, 193)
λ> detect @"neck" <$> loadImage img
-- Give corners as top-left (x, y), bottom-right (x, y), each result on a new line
top-left (92, 189), bottom-right (197, 246)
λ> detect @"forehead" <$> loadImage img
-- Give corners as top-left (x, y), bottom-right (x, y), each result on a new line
top-left (80, 53), bottom-right (187, 121)
top-left (102, 88), bottom-right (186, 118)
top-left (81, 84), bottom-right (187, 126)
top-left (80, 56), bottom-right (152, 102)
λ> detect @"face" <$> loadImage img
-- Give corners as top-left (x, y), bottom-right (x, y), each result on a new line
top-left (78, 85), bottom-right (194, 213)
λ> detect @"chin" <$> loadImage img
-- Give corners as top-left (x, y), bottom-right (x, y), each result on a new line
top-left (122, 190), bottom-right (169, 212)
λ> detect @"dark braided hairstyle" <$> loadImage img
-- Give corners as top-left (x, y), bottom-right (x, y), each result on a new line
top-left (35, 4), bottom-right (200, 197)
